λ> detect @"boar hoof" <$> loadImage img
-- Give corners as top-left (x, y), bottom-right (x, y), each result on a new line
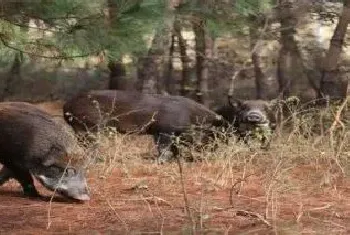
top-left (23, 185), bottom-right (40, 198)
top-left (0, 167), bottom-right (13, 185)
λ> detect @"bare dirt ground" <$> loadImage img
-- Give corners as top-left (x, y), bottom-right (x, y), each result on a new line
top-left (0, 101), bottom-right (350, 235)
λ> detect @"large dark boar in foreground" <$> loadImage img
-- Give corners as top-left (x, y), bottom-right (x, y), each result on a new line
top-left (214, 97), bottom-right (277, 148)
top-left (0, 102), bottom-right (90, 201)
top-left (63, 90), bottom-right (225, 163)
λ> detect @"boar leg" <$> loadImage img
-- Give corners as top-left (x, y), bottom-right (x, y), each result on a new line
top-left (9, 166), bottom-right (40, 197)
top-left (153, 133), bottom-right (179, 164)
top-left (0, 166), bottom-right (13, 185)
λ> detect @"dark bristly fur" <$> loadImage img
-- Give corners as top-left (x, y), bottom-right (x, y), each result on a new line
top-left (0, 102), bottom-right (90, 201)
top-left (214, 98), bottom-right (277, 148)
top-left (63, 90), bottom-right (225, 163)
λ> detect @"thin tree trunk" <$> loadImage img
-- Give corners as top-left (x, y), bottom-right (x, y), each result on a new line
top-left (174, 18), bottom-right (191, 96)
top-left (249, 18), bottom-right (267, 100)
top-left (137, 24), bottom-right (173, 94)
top-left (251, 51), bottom-right (265, 99)
top-left (164, 33), bottom-right (175, 94)
top-left (106, 0), bottom-right (115, 27)
top-left (10, 52), bottom-right (23, 75)
top-left (320, 0), bottom-right (350, 100)
top-left (2, 13), bottom-right (28, 100)
top-left (137, 16), bottom-right (174, 94)
top-left (277, 0), bottom-right (317, 101)
top-left (106, 0), bottom-right (128, 90)
top-left (277, 0), bottom-right (297, 98)
top-left (193, 17), bottom-right (209, 106)
top-left (108, 60), bottom-right (128, 90)
top-left (1, 52), bottom-right (23, 100)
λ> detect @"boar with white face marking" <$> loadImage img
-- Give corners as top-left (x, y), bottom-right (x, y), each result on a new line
top-left (0, 102), bottom-right (90, 201)
top-left (214, 97), bottom-right (277, 148)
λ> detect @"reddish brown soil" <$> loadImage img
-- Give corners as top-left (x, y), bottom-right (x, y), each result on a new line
top-left (1, 164), bottom-right (349, 234)
top-left (0, 102), bottom-right (349, 234)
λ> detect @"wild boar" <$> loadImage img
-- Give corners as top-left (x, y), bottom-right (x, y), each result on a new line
top-left (0, 102), bottom-right (90, 201)
top-left (63, 90), bottom-right (225, 163)
top-left (214, 97), bottom-right (277, 148)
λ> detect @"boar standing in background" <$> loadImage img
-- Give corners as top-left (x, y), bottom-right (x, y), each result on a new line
top-left (214, 97), bottom-right (277, 149)
top-left (63, 90), bottom-right (225, 163)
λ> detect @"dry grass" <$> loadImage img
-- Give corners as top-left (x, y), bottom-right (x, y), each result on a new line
top-left (0, 98), bottom-right (349, 234)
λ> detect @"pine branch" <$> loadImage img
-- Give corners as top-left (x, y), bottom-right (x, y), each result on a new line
top-left (0, 17), bottom-right (57, 33)
top-left (0, 34), bottom-right (95, 60)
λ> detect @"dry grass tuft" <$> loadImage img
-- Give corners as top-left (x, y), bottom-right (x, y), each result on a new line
top-left (69, 97), bottom-right (350, 234)
top-left (1, 98), bottom-right (349, 234)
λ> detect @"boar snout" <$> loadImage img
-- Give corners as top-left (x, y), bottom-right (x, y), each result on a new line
top-left (35, 167), bottom-right (90, 201)
top-left (244, 110), bottom-right (268, 125)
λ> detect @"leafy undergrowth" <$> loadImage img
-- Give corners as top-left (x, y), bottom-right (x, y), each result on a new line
top-left (0, 100), bottom-right (349, 235)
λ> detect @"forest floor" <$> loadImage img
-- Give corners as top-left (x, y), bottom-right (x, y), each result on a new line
top-left (0, 101), bottom-right (349, 235)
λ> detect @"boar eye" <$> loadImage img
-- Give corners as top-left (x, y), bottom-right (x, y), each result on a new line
top-left (50, 165), bottom-right (61, 173)
top-left (241, 104), bottom-right (249, 111)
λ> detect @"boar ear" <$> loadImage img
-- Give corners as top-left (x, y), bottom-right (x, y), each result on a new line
top-left (228, 96), bottom-right (242, 109)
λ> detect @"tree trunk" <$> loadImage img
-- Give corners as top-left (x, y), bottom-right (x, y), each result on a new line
top-left (277, 0), bottom-right (318, 101)
top-left (106, 0), bottom-right (115, 27)
top-left (106, 0), bottom-right (128, 90)
top-left (251, 51), bottom-right (265, 100)
top-left (137, 2), bottom-right (175, 94)
top-left (137, 24), bottom-right (173, 94)
top-left (10, 52), bottom-right (23, 75)
top-left (108, 60), bottom-right (128, 90)
top-left (193, 17), bottom-right (209, 106)
top-left (164, 33), bottom-right (175, 94)
top-left (320, 0), bottom-right (350, 101)
top-left (249, 18), bottom-right (268, 100)
top-left (174, 18), bottom-right (191, 96)
top-left (1, 13), bottom-right (28, 100)
top-left (1, 52), bottom-right (23, 100)
top-left (277, 0), bottom-right (299, 99)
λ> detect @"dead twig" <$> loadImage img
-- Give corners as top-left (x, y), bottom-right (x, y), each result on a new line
top-left (93, 189), bottom-right (129, 232)
top-left (214, 207), bottom-right (271, 228)
top-left (176, 157), bottom-right (196, 233)
top-left (236, 210), bottom-right (272, 227)
top-left (229, 174), bottom-right (255, 206)
top-left (297, 204), bottom-right (332, 222)
top-left (327, 97), bottom-right (348, 174)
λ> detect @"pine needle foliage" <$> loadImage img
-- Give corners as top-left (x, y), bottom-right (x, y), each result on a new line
top-left (0, 0), bottom-right (167, 64)
top-left (174, 0), bottom-right (274, 38)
